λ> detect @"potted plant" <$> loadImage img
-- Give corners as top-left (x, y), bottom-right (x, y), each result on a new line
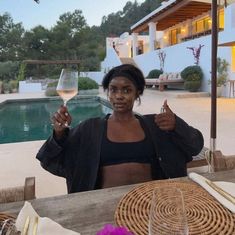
top-left (181, 65), bottom-right (203, 92)
top-left (208, 58), bottom-right (229, 97)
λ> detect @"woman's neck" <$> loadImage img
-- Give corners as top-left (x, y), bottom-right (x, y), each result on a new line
top-left (109, 112), bottom-right (136, 122)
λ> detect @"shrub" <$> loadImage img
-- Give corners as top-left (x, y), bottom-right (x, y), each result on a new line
top-left (2, 82), bottom-right (11, 93)
top-left (216, 58), bottom-right (229, 87)
top-left (9, 80), bottom-right (18, 92)
top-left (184, 81), bottom-right (201, 92)
top-left (208, 58), bottom-right (229, 87)
top-left (45, 87), bottom-right (58, 96)
top-left (146, 69), bottom-right (163, 78)
top-left (180, 65), bottom-right (203, 82)
top-left (78, 77), bottom-right (99, 90)
top-left (45, 81), bottom-right (58, 97)
top-left (181, 65), bottom-right (203, 92)
top-left (0, 61), bottom-right (19, 81)
top-left (47, 81), bottom-right (58, 88)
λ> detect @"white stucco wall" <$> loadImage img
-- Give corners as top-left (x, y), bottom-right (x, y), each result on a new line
top-left (101, 47), bottom-right (122, 73)
top-left (219, 3), bottom-right (235, 45)
top-left (134, 33), bottom-right (233, 97)
top-left (102, 3), bottom-right (235, 97)
top-left (19, 81), bottom-right (42, 93)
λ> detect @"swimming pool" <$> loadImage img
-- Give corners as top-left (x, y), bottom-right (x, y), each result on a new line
top-left (0, 97), bottom-right (112, 144)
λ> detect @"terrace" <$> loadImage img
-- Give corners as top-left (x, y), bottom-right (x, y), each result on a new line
top-left (1, 89), bottom-right (235, 199)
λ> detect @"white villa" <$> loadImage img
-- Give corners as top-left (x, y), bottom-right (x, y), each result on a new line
top-left (101, 0), bottom-right (235, 97)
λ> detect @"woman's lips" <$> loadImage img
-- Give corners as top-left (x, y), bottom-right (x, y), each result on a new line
top-left (114, 103), bottom-right (125, 107)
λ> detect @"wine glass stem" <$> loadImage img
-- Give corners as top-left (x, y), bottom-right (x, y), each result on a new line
top-left (63, 100), bottom-right (70, 127)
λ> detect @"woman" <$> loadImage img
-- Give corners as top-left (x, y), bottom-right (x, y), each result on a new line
top-left (36, 64), bottom-right (204, 193)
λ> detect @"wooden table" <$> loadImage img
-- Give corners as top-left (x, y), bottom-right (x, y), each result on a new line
top-left (1, 169), bottom-right (235, 235)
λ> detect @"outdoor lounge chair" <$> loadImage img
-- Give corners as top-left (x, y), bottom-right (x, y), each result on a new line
top-left (188, 149), bottom-right (235, 172)
top-left (145, 73), bottom-right (184, 91)
top-left (0, 177), bottom-right (35, 203)
top-left (210, 150), bottom-right (235, 172)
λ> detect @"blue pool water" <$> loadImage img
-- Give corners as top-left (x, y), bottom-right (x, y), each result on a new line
top-left (0, 97), bottom-right (112, 144)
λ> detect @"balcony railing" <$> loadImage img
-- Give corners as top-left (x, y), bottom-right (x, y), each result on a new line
top-left (181, 28), bottom-right (224, 42)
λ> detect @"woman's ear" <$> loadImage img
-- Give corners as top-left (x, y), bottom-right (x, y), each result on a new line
top-left (136, 90), bottom-right (141, 99)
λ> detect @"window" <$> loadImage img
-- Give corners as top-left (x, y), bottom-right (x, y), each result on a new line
top-left (192, 16), bottom-right (212, 34)
top-left (218, 8), bottom-right (225, 29)
top-left (196, 19), bottom-right (204, 33)
top-left (232, 46), bottom-right (235, 72)
top-left (204, 17), bottom-right (212, 31)
top-left (191, 9), bottom-right (224, 35)
top-left (170, 28), bottom-right (181, 45)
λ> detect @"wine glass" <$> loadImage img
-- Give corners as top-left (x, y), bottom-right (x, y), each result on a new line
top-left (56, 68), bottom-right (78, 107)
top-left (149, 186), bottom-right (188, 235)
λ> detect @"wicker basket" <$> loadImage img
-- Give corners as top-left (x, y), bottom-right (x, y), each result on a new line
top-left (0, 213), bottom-right (17, 234)
top-left (115, 180), bottom-right (235, 235)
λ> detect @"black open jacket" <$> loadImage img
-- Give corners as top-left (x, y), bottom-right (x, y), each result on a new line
top-left (36, 114), bottom-right (204, 193)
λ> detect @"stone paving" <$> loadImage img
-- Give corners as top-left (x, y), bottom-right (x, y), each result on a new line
top-left (1, 89), bottom-right (235, 198)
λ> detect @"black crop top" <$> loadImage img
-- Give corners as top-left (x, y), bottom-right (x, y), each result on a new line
top-left (100, 118), bottom-right (155, 166)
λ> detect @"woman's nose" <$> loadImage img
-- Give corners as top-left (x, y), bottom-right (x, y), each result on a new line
top-left (115, 90), bottom-right (124, 98)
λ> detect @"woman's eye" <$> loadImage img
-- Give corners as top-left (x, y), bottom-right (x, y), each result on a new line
top-left (123, 88), bottom-right (131, 94)
top-left (109, 88), bottom-right (116, 93)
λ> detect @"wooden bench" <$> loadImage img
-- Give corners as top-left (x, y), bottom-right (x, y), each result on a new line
top-left (145, 73), bottom-right (184, 91)
top-left (209, 150), bottom-right (235, 172)
top-left (0, 177), bottom-right (36, 203)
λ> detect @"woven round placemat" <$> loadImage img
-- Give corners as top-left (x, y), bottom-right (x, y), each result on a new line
top-left (115, 180), bottom-right (235, 235)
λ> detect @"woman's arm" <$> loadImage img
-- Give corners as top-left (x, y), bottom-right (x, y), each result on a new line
top-left (36, 130), bottom-right (69, 177)
top-left (36, 105), bottom-right (75, 178)
top-left (170, 115), bottom-right (204, 156)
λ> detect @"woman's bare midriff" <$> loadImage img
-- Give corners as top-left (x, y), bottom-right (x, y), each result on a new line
top-left (101, 162), bottom-right (152, 188)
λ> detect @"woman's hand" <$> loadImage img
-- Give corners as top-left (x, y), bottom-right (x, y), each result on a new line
top-left (51, 105), bottom-right (72, 139)
top-left (155, 100), bottom-right (176, 131)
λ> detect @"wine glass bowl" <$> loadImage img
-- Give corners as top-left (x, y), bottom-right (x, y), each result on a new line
top-left (149, 186), bottom-right (188, 235)
top-left (56, 68), bottom-right (78, 106)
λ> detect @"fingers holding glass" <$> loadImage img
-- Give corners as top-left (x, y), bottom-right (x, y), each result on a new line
top-left (52, 108), bottom-right (71, 129)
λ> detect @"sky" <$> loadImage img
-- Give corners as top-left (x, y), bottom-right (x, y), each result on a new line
top-left (0, 0), bottom-right (145, 30)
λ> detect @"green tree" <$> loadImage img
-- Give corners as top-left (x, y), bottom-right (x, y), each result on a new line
top-left (17, 63), bottom-right (26, 81)
top-left (0, 61), bottom-right (19, 81)
top-left (100, 0), bottom-right (162, 36)
top-left (0, 1), bottom-right (165, 75)
top-left (21, 26), bottom-right (50, 60)
top-left (0, 13), bottom-right (24, 61)
top-left (43, 10), bottom-right (88, 63)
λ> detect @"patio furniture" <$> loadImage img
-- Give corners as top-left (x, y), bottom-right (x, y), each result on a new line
top-left (145, 73), bottom-right (184, 91)
top-left (228, 80), bottom-right (235, 98)
top-left (212, 150), bottom-right (235, 172)
top-left (1, 170), bottom-right (235, 235)
top-left (0, 177), bottom-right (35, 204)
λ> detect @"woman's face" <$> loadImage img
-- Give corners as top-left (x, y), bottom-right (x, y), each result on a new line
top-left (108, 76), bottom-right (138, 113)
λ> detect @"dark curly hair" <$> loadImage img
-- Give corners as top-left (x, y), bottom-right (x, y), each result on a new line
top-left (102, 64), bottom-right (146, 96)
